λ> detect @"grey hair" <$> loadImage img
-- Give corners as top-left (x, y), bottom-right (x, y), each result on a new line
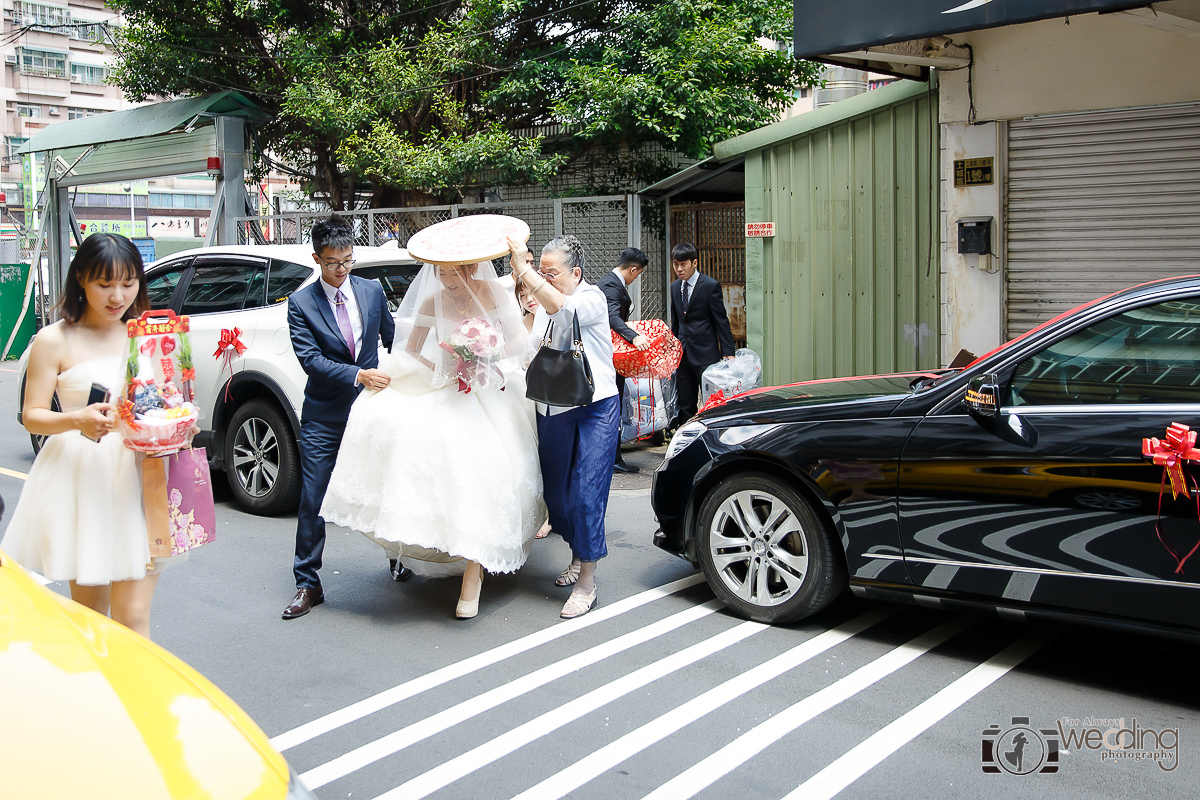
top-left (542, 235), bottom-right (586, 275)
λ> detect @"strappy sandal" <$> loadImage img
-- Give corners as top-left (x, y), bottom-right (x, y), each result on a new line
top-left (560, 585), bottom-right (597, 619)
top-left (554, 562), bottom-right (581, 586)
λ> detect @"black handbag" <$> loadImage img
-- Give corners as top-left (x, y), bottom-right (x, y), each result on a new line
top-left (526, 311), bottom-right (594, 407)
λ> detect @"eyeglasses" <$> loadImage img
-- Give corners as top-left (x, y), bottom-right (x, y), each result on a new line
top-left (320, 258), bottom-right (357, 270)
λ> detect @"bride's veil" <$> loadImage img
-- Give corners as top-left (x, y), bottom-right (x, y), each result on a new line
top-left (393, 259), bottom-right (531, 390)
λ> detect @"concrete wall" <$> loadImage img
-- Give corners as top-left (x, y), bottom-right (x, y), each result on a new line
top-left (940, 12), bottom-right (1200, 125)
top-left (935, 10), bottom-right (1200, 362)
top-left (940, 121), bottom-right (1002, 365)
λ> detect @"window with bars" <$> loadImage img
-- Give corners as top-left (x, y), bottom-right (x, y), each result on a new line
top-left (71, 22), bottom-right (108, 43)
top-left (18, 48), bottom-right (67, 78)
top-left (70, 63), bottom-right (106, 84)
top-left (12, 2), bottom-right (71, 31)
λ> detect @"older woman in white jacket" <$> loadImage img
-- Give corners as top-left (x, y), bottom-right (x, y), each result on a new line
top-left (507, 234), bottom-right (619, 619)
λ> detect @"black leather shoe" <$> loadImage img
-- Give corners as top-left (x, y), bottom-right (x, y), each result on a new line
top-left (613, 461), bottom-right (640, 474)
top-left (282, 587), bottom-right (324, 620)
top-left (389, 558), bottom-right (414, 582)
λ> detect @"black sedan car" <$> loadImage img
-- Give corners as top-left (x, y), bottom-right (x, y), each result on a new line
top-left (653, 275), bottom-right (1200, 638)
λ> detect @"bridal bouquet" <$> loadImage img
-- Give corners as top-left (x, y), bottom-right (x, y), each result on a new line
top-left (438, 317), bottom-right (505, 393)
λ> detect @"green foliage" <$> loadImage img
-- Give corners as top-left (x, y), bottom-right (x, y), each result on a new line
top-left (107, 0), bottom-right (818, 207)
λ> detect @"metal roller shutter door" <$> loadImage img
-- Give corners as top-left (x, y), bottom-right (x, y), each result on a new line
top-left (1006, 104), bottom-right (1200, 338)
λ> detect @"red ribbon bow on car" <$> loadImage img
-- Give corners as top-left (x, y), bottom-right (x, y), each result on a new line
top-left (1142, 422), bottom-right (1200, 574)
top-left (697, 390), bottom-right (727, 414)
top-left (213, 328), bottom-right (247, 402)
top-left (213, 328), bottom-right (247, 360)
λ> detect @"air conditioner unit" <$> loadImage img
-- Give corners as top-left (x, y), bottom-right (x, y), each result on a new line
top-left (69, 74), bottom-right (80, 82)
top-left (4, 54), bottom-right (16, 65)
top-left (48, 106), bottom-right (59, 115)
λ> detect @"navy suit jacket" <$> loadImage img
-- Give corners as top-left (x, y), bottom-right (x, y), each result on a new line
top-left (287, 275), bottom-right (395, 423)
top-left (597, 271), bottom-right (638, 343)
top-left (670, 272), bottom-right (735, 368)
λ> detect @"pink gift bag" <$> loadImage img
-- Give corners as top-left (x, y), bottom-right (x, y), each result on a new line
top-left (144, 447), bottom-right (216, 558)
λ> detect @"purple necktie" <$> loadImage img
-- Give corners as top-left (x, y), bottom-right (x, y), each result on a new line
top-left (334, 289), bottom-right (356, 360)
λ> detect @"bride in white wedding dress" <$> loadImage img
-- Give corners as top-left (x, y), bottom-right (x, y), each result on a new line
top-left (320, 258), bottom-right (545, 619)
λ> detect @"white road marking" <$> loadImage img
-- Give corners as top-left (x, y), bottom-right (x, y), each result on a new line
top-left (271, 572), bottom-right (705, 751)
top-left (0, 466), bottom-right (28, 480)
top-left (784, 628), bottom-right (1055, 800)
top-left (635, 617), bottom-right (972, 800)
top-left (370, 619), bottom-right (770, 800)
top-left (300, 598), bottom-right (722, 789)
top-left (389, 607), bottom-right (897, 800)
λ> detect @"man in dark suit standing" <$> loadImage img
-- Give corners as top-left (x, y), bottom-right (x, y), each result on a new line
top-left (597, 247), bottom-right (649, 473)
top-left (282, 214), bottom-right (407, 620)
top-left (669, 242), bottom-right (735, 427)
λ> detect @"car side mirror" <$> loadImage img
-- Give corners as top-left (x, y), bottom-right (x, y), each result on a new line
top-left (964, 374), bottom-right (1000, 417)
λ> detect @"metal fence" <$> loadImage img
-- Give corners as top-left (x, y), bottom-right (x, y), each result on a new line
top-left (236, 195), bottom-right (668, 322)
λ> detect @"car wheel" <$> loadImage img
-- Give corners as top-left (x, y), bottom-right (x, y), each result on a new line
top-left (224, 400), bottom-right (301, 515)
top-left (696, 473), bottom-right (845, 624)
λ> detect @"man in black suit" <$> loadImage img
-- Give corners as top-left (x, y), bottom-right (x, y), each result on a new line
top-left (597, 247), bottom-right (649, 473)
top-left (669, 242), bottom-right (735, 427)
top-left (282, 215), bottom-right (408, 620)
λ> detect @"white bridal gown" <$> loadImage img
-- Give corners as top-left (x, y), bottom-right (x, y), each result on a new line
top-left (320, 348), bottom-right (545, 576)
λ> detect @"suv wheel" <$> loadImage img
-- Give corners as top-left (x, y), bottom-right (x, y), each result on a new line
top-left (224, 400), bottom-right (301, 515)
top-left (696, 473), bottom-right (845, 624)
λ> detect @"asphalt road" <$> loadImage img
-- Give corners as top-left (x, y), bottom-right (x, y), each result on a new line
top-left (1, 363), bottom-right (1198, 799)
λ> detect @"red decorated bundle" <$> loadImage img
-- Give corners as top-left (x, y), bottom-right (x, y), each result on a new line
top-left (116, 310), bottom-right (200, 454)
top-left (611, 319), bottom-right (682, 379)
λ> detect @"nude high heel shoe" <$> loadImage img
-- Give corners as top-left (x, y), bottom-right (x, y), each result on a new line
top-left (456, 570), bottom-right (484, 619)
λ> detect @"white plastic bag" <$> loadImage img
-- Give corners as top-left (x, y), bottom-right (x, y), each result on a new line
top-left (701, 348), bottom-right (763, 399)
top-left (620, 376), bottom-right (678, 443)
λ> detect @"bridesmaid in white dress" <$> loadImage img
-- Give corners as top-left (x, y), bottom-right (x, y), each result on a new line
top-left (1, 234), bottom-right (172, 638)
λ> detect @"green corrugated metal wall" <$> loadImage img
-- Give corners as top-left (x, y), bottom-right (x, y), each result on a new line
top-left (741, 83), bottom-right (939, 385)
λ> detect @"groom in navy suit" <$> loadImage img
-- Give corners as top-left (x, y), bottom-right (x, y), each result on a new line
top-left (283, 214), bottom-right (403, 620)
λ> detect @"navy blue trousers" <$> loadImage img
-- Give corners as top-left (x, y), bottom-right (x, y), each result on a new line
top-left (537, 395), bottom-right (620, 562)
top-left (294, 418), bottom-right (346, 589)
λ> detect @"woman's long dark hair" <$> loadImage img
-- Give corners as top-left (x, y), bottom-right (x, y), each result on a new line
top-left (58, 234), bottom-right (150, 323)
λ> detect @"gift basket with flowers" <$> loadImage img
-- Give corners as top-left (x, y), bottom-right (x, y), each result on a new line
top-left (116, 310), bottom-right (200, 454)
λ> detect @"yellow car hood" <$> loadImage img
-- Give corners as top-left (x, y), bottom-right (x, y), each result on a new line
top-left (0, 551), bottom-right (289, 800)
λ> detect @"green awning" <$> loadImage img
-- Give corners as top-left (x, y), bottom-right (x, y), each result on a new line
top-left (19, 91), bottom-right (271, 155)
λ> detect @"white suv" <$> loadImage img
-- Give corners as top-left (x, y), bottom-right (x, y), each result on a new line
top-left (17, 244), bottom-right (421, 515)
